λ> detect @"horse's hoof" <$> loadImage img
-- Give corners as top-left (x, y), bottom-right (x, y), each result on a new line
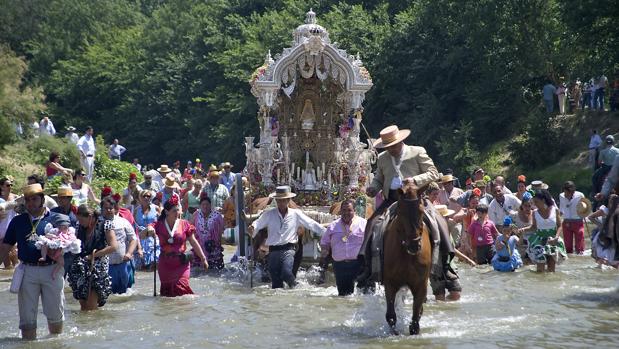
top-left (410, 322), bottom-right (420, 335)
top-left (390, 326), bottom-right (400, 336)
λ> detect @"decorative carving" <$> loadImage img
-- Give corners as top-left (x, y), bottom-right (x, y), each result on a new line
top-left (247, 9), bottom-right (375, 192)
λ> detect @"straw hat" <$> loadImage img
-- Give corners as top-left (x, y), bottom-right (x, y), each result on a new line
top-left (23, 184), bottom-right (44, 197)
top-left (269, 186), bottom-right (297, 199)
top-left (440, 174), bottom-right (455, 184)
top-left (208, 170), bottom-right (221, 179)
top-left (576, 197), bottom-right (592, 218)
top-left (57, 187), bottom-right (73, 197)
top-left (372, 125), bottom-right (411, 148)
top-left (434, 204), bottom-right (455, 217)
top-left (164, 175), bottom-right (179, 189)
top-left (157, 164), bottom-right (172, 173)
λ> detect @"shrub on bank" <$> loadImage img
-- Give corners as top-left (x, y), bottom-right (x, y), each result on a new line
top-left (91, 135), bottom-right (142, 197)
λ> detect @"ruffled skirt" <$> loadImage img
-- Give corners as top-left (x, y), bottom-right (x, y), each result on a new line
top-left (68, 255), bottom-right (112, 307)
top-left (527, 229), bottom-right (567, 264)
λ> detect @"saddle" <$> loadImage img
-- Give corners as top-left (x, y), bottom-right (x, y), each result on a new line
top-left (367, 200), bottom-right (443, 284)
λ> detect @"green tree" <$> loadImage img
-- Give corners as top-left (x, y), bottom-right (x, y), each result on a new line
top-left (0, 46), bottom-right (45, 146)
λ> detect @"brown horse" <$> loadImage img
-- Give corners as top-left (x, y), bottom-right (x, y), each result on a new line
top-left (383, 180), bottom-right (431, 335)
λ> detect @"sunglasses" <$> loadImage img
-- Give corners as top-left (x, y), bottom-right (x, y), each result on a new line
top-left (143, 195), bottom-right (152, 199)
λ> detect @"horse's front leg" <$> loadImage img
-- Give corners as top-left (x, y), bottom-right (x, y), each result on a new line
top-left (409, 284), bottom-right (426, 335)
top-left (384, 283), bottom-right (399, 335)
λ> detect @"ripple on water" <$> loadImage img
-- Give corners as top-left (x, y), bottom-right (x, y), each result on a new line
top-left (1, 249), bottom-right (619, 348)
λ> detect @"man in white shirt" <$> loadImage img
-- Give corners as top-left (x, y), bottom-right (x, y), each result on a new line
top-left (132, 158), bottom-right (142, 172)
top-left (38, 116), bottom-right (56, 136)
top-left (493, 175), bottom-right (513, 194)
top-left (65, 126), bottom-right (79, 144)
top-left (77, 126), bottom-right (96, 183)
top-left (108, 139), bottom-right (127, 161)
top-left (589, 129), bottom-right (603, 169)
top-left (488, 185), bottom-right (521, 227)
top-left (559, 181), bottom-right (585, 254)
top-left (248, 186), bottom-right (325, 289)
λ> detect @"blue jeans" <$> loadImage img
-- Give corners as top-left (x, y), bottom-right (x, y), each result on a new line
top-left (109, 261), bottom-right (131, 294)
top-left (544, 99), bottom-right (554, 113)
top-left (333, 260), bottom-right (361, 296)
top-left (268, 248), bottom-right (296, 289)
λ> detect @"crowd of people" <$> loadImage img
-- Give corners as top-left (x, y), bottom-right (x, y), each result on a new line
top-left (541, 75), bottom-right (619, 114)
top-left (2, 122), bottom-right (619, 340)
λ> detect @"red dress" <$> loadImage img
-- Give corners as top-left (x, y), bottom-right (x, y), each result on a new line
top-left (153, 219), bottom-right (196, 297)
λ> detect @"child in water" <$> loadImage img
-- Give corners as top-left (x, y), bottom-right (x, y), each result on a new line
top-left (492, 216), bottom-right (523, 272)
top-left (468, 204), bottom-right (498, 264)
top-left (35, 214), bottom-right (81, 278)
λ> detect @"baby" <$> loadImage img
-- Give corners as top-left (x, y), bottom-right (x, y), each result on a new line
top-left (35, 214), bottom-right (81, 278)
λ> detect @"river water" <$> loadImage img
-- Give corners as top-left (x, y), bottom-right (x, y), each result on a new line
top-left (0, 247), bottom-right (618, 349)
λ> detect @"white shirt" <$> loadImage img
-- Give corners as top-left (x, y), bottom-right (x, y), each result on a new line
top-left (559, 191), bottom-right (584, 220)
top-left (108, 215), bottom-right (136, 265)
top-left (389, 149), bottom-right (404, 190)
top-left (109, 144), bottom-right (127, 158)
top-left (251, 207), bottom-right (326, 246)
top-left (39, 119), bottom-right (56, 136)
top-left (66, 132), bottom-right (79, 144)
top-left (589, 134), bottom-right (602, 149)
top-left (488, 194), bottom-right (521, 226)
top-left (77, 134), bottom-right (95, 156)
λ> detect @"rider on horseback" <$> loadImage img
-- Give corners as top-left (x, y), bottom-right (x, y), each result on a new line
top-left (357, 125), bottom-right (461, 297)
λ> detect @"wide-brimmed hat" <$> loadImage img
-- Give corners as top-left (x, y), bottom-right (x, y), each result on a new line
top-left (576, 197), bottom-right (592, 218)
top-left (440, 174), bottom-right (455, 184)
top-left (373, 125), bottom-right (411, 148)
top-left (208, 170), bottom-right (221, 179)
top-left (434, 204), bottom-right (455, 217)
top-left (269, 185), bottom-right (296, 199)
top-left (222, 162), bottom-right (233, 168)
top-left (23, 184), bottom-right (44, 197)
top-left (164, 175), bottom-right (179, 189)
top-left (57, 187), bottom-right (73, 197)
top-left (527, 180), bottom-right (549, 190)
top-left (157, 164), bottom-right (172, 173)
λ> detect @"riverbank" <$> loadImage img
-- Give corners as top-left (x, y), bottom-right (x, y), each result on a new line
top-left (479, 110), bottom-right (619, 197)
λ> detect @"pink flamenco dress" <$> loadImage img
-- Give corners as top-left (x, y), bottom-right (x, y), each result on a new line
top-left (153, 219), bottom-right (196, 297)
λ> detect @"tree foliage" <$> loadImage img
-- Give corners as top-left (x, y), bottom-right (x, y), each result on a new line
top-left (0, 46), bottom-right (45, 146)
top-left (0, 0), bottom-right (616, 175)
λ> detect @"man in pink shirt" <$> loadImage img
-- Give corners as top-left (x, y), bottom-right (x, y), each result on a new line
top-left (321, 200), bottom-right (367, 296)
top-left (467, 204), bottom-right (499, 264)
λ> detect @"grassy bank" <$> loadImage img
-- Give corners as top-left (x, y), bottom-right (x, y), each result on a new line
top-left (479, 110), bottom-right (619, 197)
top-left (0, 135), bottom-right (140, 197)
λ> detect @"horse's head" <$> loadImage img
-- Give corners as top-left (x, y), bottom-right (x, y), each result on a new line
top-left (395, 179), bottom-right (427, 256)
